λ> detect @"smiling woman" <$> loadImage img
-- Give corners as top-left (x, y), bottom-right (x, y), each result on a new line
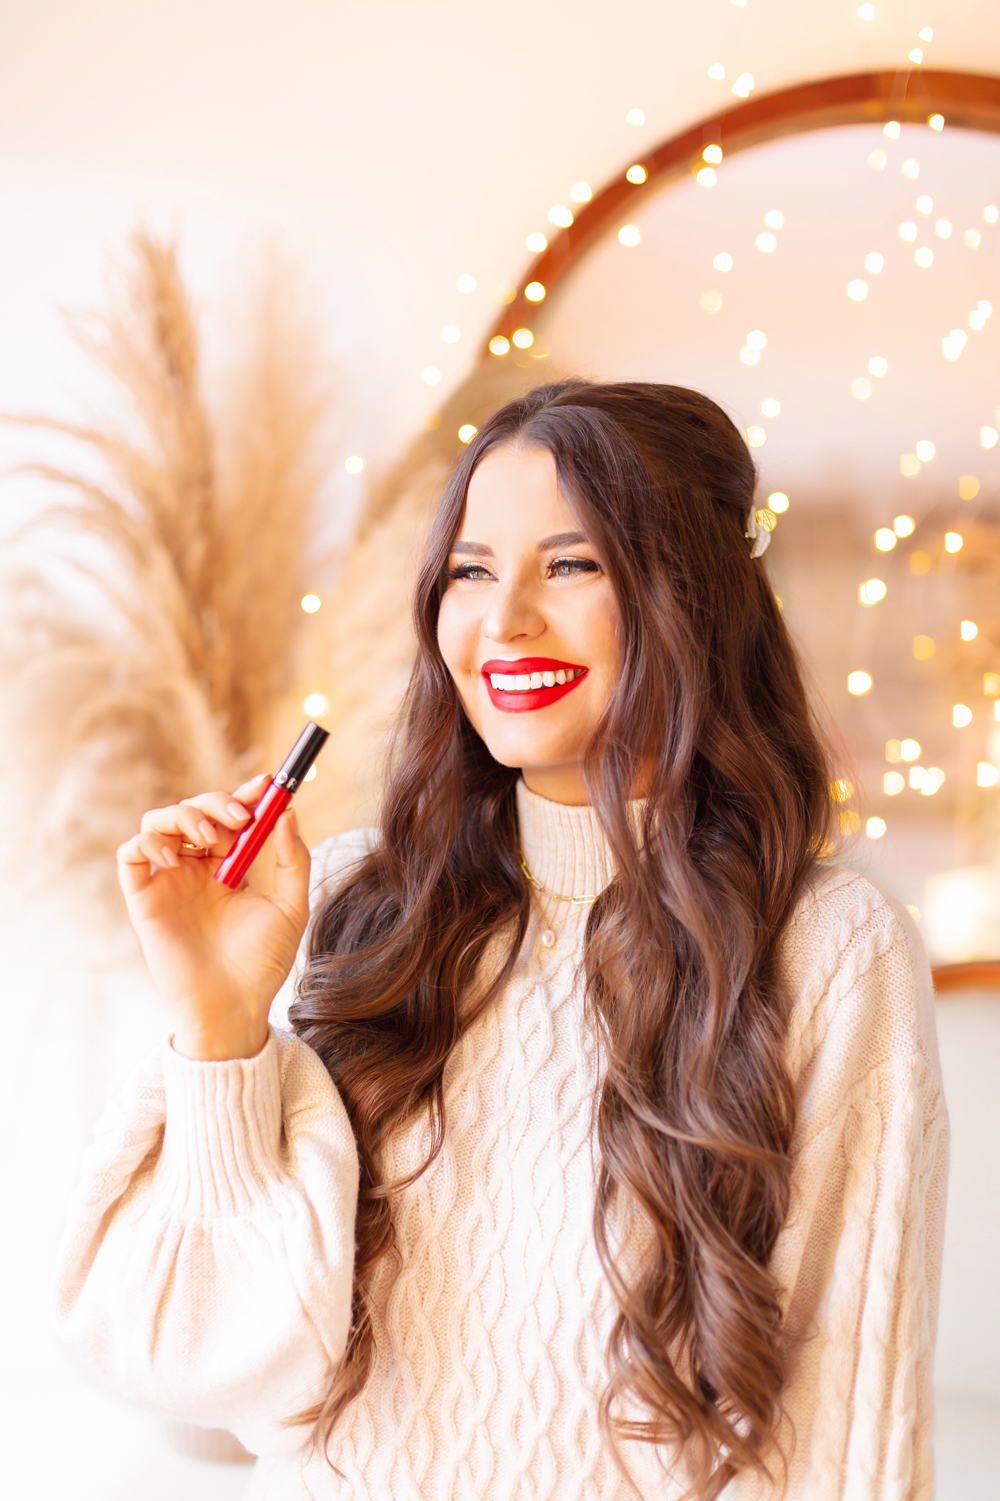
top-left (55, 381), bottom-right (947, 1501)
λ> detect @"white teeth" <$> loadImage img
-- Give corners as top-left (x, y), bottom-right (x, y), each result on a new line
top-left (489, 666), bottom-right (583, 691)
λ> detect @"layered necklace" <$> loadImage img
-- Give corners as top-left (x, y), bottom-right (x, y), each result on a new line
top-left (518, 851), bottom-right (600, 949)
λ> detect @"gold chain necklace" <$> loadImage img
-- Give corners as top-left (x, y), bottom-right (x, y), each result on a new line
top-left (518, 851), bottom-right (599, 950)
top-left (517, 852), bottom-right (599, 905)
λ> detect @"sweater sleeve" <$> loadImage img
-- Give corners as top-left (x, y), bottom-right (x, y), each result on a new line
top-left (771, 875), bottom-right (950, 1501)
top-left (51, 829), bottom-right (375, 1459)
top-left (52, 1027), bottom-right (358, 1457)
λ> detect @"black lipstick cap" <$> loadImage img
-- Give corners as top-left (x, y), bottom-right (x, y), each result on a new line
top-left (273, 721), bottom-right (330, 794)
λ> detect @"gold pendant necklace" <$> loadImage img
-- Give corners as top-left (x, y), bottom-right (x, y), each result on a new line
top-left (518, 852), bottom-right (599, 949)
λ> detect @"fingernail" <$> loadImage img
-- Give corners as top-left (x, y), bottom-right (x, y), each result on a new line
top-left (162, 847), bottom-right (180, 868)
top-left (198, 819), bottom-right (216, 843)
top-left (227, 801), bottom-right (250, 821)
top-left (288, 807), bottom-right (299, 837)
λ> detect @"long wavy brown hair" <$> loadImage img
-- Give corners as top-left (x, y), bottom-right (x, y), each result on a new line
top-left (290, 381), bottom-right (833, 1497)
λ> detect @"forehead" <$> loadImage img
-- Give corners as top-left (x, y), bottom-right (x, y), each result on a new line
top-left (460, 443), bottom-right (578, 539)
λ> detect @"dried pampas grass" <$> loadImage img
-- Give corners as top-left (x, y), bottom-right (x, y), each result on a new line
top-left (0, 230), bottom-right (332, 903)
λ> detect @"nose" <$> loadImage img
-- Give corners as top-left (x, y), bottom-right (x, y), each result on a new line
top-left (482, 575), bottom-right (546, 646)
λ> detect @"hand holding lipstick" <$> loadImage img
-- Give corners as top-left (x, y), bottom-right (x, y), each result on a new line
top-left (116, 771), bottom-right (311, 1063)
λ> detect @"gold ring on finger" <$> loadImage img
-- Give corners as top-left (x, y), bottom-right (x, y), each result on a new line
top-left (179, 841), bottom-right (210, 857)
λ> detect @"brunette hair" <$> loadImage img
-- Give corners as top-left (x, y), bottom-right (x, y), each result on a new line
top-left (290, 381), bottom-right (832, 1497)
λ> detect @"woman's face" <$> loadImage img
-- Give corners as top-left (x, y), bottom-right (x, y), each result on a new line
top-left (437, 443), bottom-right (620, 805)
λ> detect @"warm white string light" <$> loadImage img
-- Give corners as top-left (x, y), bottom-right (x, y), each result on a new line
top-left (423, 119), bottom-right (995, 833)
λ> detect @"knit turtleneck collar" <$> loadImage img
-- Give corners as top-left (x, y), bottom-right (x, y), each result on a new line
top-left (515, 780), bottom-right (620, 900)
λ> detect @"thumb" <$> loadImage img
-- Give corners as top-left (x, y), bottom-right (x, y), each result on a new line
top-left (271, 806), bottom-right (311, 927)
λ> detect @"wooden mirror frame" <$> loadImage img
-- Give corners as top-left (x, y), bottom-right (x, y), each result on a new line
top-left (482, 67), bottom-right (1000, 995)
top-left (483, 68), bottom-right (1000, 355)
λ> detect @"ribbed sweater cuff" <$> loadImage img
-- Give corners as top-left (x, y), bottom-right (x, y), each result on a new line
top-left (159, 1028), bottom-right (284, 1216)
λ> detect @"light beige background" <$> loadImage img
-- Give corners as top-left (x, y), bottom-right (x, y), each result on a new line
top-left (1, 4), bottom-right (998, 1497)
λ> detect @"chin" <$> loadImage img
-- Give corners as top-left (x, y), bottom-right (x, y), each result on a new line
top-left (462, 682), bottom-right (597, 775)
top-left (480, 722), bottom-right (579, 773)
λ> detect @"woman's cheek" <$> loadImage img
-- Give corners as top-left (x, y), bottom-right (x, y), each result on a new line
top-left (437, 596), bottom-right (478, 691)
top-left (435, 596), bottom-right (460, 679)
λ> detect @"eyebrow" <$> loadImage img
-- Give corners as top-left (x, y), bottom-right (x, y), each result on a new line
top-left (449, 530), bottom-right (589, 557)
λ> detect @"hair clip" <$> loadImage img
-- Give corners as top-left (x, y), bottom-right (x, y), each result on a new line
top-left (745, 505), bottom-right (776, 558)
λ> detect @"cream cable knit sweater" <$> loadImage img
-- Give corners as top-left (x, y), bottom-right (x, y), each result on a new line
top-left (54, 784), bottom-right (948, 1500)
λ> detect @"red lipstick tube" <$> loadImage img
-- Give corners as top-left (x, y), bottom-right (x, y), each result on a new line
top-left (215, 721), bottom-right (329, 889)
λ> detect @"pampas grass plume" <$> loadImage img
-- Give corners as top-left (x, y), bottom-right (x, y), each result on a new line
top-left (0, 229), bottom-right (332, 903)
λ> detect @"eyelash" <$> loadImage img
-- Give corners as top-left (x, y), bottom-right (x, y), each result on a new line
top-left (447, 557), bottom-right (601, 582)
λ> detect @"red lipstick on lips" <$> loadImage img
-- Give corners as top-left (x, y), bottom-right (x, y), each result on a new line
top-left (481, 657), bottom-right (588, 713)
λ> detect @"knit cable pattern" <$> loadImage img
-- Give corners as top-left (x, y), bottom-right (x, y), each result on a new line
top-left (53, 791), bottom-right (948, 1501)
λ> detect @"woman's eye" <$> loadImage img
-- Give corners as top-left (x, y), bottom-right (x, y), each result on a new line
top-left (548, 556), bottom-right (601, 578)
top-left (447, 563), bottom-right (494, 582)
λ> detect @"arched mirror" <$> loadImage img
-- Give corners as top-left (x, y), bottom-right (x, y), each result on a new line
top-left (479, 70), bottom-right (1000, 983)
